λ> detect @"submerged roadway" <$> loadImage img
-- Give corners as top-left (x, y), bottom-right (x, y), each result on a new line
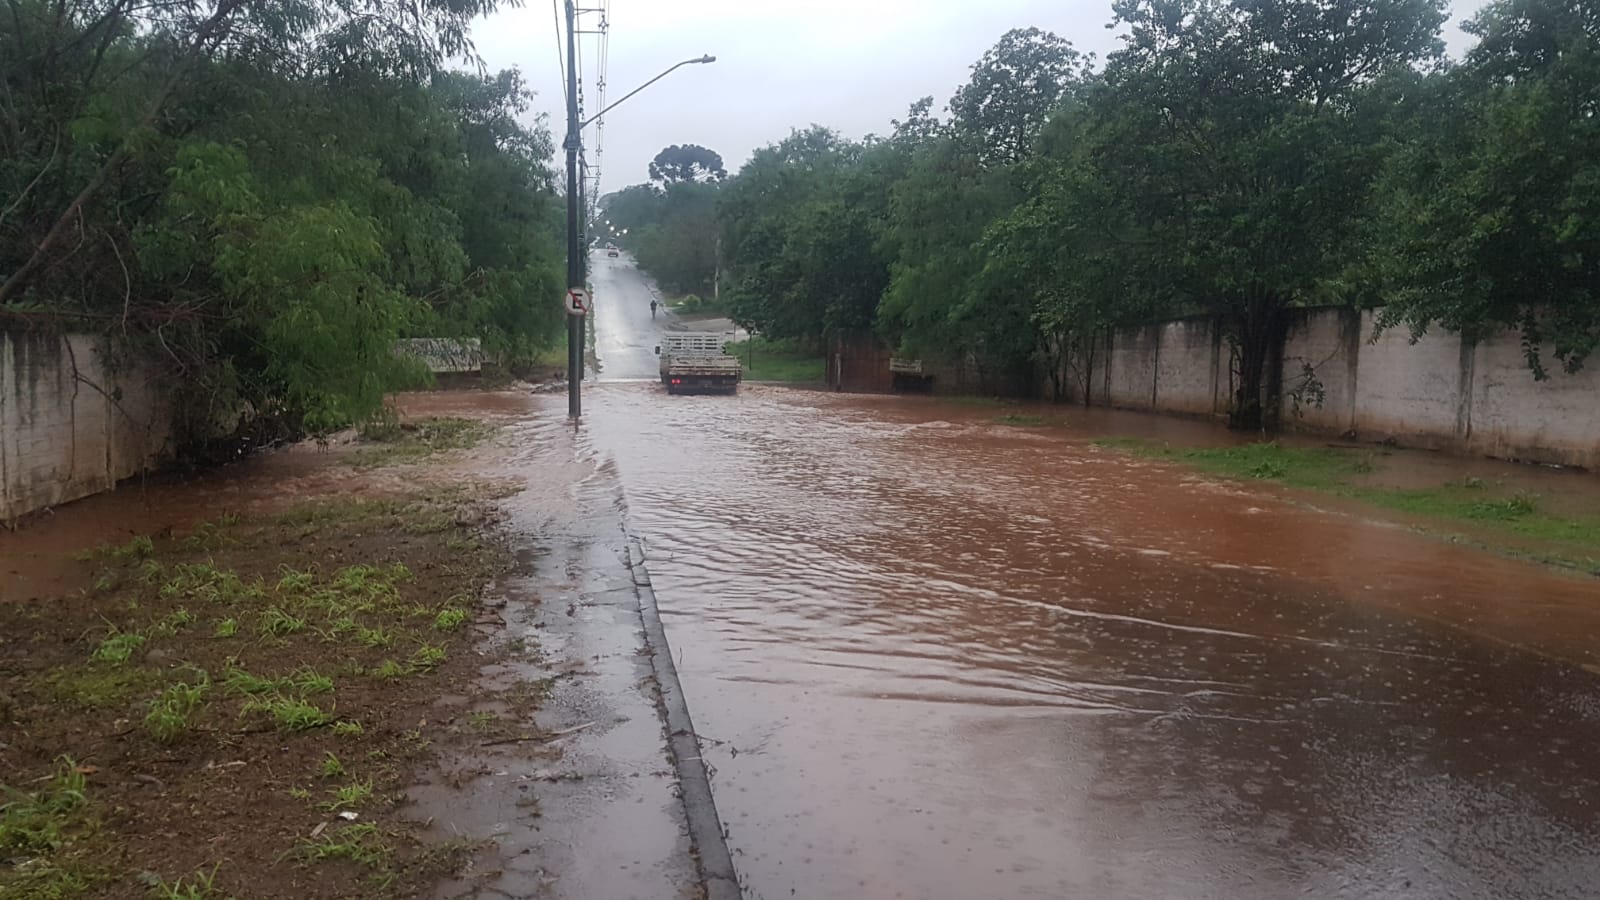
top-left (579, 251), bottom-right (1600, 900)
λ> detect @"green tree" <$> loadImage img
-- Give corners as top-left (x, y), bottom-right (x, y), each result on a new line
top-left (975, 100), bottom-right (1149, 402)
top-left (720, 127), bottom-right (880, 343)
top-left (634, 182), bottom-right (720, 295)
top-left (0, 0), bottom-right (502, 306)
top-left (2, 3), bottom-right (563, 439)
top-left (1374, 0), bottom-right (1600, 377)
top-left (949, 27), bottom-right (1088, 164)
top-left (877, 140), bottom-right (1023, 380)
top-left (648, 143), bottom-right (728, 184)
top-left (876, 30), bottom-right (1088, 389)
top-left (1089, 0), bottom-right (1446, 429)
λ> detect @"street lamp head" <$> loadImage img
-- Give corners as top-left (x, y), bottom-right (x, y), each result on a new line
top-left (695, 55), bottom-right (716, 64)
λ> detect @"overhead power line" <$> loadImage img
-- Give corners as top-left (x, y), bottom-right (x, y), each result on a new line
top-left (551, 0), bottom-right (568, 108)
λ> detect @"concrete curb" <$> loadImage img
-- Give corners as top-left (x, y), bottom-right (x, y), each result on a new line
top-left (625, 538), bottom-right (742, 900)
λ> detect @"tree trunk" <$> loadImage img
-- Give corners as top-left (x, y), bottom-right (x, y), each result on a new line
top-left (1228, 294), bottom-right (1289, 432)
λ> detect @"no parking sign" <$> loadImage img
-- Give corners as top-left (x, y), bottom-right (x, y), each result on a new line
top-left (565, 288), bottom-right (589, 316)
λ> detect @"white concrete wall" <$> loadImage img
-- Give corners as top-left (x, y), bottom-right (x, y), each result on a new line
top-left (1105, 325), bottom-right (1161, 410)
top-left (1468, 330), bottom-right (1600, 469)
top-left (1153, 319), bottom-right (1220, 416)
top-left (1, 331), bottom-right (173, 522)
top-left (1279, 308), bottom-right (1359, 433)
top-left (1350, 311), bottom-right (1470, 451)
top-left (1095, 308), bottom-right (1600, 467)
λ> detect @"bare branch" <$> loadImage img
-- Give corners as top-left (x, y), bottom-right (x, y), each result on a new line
top-left (0, 0), bottom-right (250, 305)
top-left (0, 128), bottom-right (62, 232)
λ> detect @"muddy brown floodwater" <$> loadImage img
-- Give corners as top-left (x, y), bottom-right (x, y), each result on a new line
top-left (576, 383), bottom-right (1600, 900)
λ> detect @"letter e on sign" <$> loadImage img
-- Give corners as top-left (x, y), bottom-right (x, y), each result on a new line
top-left (565, 288), bottom-right (589, 316)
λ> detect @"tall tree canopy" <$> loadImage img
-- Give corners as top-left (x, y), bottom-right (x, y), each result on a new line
top-left (949, 27), bottom-right (1088, 165)
top-left (636, 0), bottom-right (1579, 423)
top-left (1374, 0), bottom-right (1600, 377)
top-left (1084, 0), bottom-right (1446, 428)
top-left (648, 144), bottom-right (728, 184)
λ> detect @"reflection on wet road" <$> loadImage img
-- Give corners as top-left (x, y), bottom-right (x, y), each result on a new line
top-left (580, 384), bottom-right (1600, 900)
top-left (590, 252), bottom-right (669, 381)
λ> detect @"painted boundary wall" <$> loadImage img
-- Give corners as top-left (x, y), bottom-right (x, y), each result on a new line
top-left (1081, 308), bottom-right (1600, 469)
top-left (2, 331), bottom-right (174, 523)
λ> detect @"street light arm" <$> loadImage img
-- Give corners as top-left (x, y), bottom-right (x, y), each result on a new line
top-left (578, 55), bottom-right (715, 130)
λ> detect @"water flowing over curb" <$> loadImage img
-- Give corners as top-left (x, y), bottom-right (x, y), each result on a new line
top-left (625, 536), bottom-right (742, 900)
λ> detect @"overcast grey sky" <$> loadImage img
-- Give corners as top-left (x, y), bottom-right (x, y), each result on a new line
top-left (469, 0), bottom-right (1493, 195)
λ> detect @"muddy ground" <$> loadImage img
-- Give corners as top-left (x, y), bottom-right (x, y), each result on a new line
top-left (0, 417), bottom-right (550, 899)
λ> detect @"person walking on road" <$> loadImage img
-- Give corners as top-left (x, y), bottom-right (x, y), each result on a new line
top-left (650, 299), bottom-right (658, 319)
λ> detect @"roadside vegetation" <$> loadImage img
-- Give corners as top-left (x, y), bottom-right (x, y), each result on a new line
top-left (1095, 439), bottom-right (1600, 575)
top-left (350, 417), bottom-right (494, 469)
top-left (600, 145), bottom-right (725, 298)
top-left (668, 294), bottom-right (730, 319)
top-left (1, 2), bottom-right (565, 447)
top-left (0, 445), bottom-right (522, 897)
top-left (606, 0), bottom-right (1596, 432)
top-left (724, 336), bottom-right (824, 383)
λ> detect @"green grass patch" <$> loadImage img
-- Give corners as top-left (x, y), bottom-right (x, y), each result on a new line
top-left (1096, 438), bottom-right (1600, 572)
top-left (145, 864), bottom-right (229, 899)
top-left (409, 645), bottom-right (446, 671)
top-left (144, 677), bottom-right (210, 743)
top-left (224, 666), bottom-right (333, 697)
top-left (275, 497), bottom-right (406, 530)
top-left (350, 417), bottom-right (491, 469)
top-left (80, 535), bottom-right (154, 563)
top-left (241, 695), bottom-right (332, 732)
top-left (160, 562), bottom-right (264, 604)
top-left (332, 720), bottom-right (365, 738)
top-left (49, 665), bottom-right (158, 710)
top-left (0, 760), bottom-right (111, 897)
top-left (432, 607), bottom-right (468, 631)
top-left (320, 779), bottom-right (373, 812)
top-left (318, 753), bottom-right (346, 779)
top-left (1096, 439), bottom-right (1371, 490)
top-left (368, 659), bottom-right (408, 681)
top-left (0, 759), bottom-right (89, 857)
top-left (90, 627), bottom-right (146, 665)
top-left (276, 566), bottom-right (316, 594)
top-left (179, 520), bottom-right (239, 553)
top-left (148, 608), bottom-right (194, 637)
top-left (257, 607), bottom-right (307, 638)
top-left (273, 487), bottom-right (474, 538)
top-left (723, 335), bottom-right (824, 383)
top-left (296, 822), bottom-right (391, 868)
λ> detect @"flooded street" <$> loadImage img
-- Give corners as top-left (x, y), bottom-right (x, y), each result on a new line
top-left (6, 256), bottom-right (1597, 898)
top-left (575, 378), bottom-right (1600, 900)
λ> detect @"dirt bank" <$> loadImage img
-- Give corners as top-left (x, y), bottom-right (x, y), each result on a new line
top-left (0, 413), bottom-right (544, 898)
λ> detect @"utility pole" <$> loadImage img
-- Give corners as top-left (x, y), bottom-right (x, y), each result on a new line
top-left (577, 154), bottom-right (587, 384)
top-left (564, 0), bottom-right (582, 419)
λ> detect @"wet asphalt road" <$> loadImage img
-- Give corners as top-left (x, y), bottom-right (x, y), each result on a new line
top-left (581, 259), bottom-right (1600, 900)
top-left (590, 251), bottom-right (670, 381)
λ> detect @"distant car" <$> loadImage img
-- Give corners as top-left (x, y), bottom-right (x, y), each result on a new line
top-left (607, 249), bottom-right (619, 257)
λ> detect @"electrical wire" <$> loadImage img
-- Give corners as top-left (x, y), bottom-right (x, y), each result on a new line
top-left (586, 0), bottom-right (610, 216)
top-left (551, 0), bottom-right (569, 109)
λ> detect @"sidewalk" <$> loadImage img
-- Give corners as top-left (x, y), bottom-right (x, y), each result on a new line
top-left (406, 392), bottom-right (736, 900)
